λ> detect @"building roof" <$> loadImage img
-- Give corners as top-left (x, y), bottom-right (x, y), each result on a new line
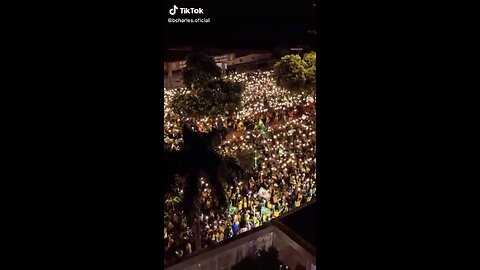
top-left (277, 201), bottom-right (317, 249)
top-left (165, 200), bottom-right (316, 269)
top-left (232, 49), bottom-right (271, 58)
top-left (164, 48), bottom-right (272, 63)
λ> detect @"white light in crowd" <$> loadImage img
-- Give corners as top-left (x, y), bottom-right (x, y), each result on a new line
top-left (164, 71), bottom-right (316, 251)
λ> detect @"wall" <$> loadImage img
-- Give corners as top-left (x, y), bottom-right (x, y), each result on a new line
top-left (165, 61), bottom-right (187, 72)
top-left (166, 225), bottom-right (315, 270)
top-left (165, 53), bottom-right (234, 74)
top-left (166, 227), bottom-right (275, 270)
top-left (272, 226), bottom-right (316, 270)
top-left (229, 53), bottom-right (272, 66)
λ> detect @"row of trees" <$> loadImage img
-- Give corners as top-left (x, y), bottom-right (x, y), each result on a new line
top-left (171, 51), bottom-right (317, 119)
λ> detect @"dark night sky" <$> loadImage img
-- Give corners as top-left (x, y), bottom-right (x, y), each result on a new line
top-left (164, 0), bottom-right (316, 49)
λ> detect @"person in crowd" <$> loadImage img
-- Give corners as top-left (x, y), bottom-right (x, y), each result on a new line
top-left (163, 71), bottom-right (317, 264)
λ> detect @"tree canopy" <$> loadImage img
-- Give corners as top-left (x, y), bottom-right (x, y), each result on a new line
top-left (303, 52), bottom-right (316, 91)
top-left (182, 52), bottom-right (222, 90)
top-left (173, 52), bottom-right (244, 118)
top-left (171, 78), bottom-right (244, 118)
top-left (273, 52), bottom-right (316, 93)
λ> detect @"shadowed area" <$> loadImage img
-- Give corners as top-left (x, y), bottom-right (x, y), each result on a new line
top-left (279, 202), bottom-right (316, 248)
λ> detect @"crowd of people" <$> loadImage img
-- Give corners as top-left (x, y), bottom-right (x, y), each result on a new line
top-left (164, 71), bottom-right (317, 266)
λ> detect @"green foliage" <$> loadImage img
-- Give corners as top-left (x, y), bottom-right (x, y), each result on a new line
top-left (303, 52), bottom-right (316, 91)
top-left (172, 79), bottom-right (244, 118)
top-left (182, 52), bottom-right (222, 90)
top-left (173, 52), bottom-right (245, 118)
top-left (273, 54), bottom-right (306, 93)
top-left (303, 51), bottom-right (316, 68)
top-left (273, 52), bottom-right (316, 93)
top-left (173, 78), bottom-right (244, 118)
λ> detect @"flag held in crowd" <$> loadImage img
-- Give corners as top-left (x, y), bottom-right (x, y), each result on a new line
top-left (228, 204), bottom-right (237, 215)
top-left (261, 206), bottom-right (271, 216)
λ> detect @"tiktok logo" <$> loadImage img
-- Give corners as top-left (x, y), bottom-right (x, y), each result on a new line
top-left (169, 5), bottom-right (178, 16)
top-left (169, 5), bottom-right (204, 16)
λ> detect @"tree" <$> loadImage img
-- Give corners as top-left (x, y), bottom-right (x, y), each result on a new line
top-left (273, 54), bottom-right (306, 93)
top-left (273, 52), bottom-right (316, 94)
top-left (303, 52), bottom-right (316, 92)
top-left (182, 52), bottom-right (222, 90)
top-left (171, 78), bottom-right (244, 118)
top-left (174, 52), bottom-right (244, 118)
top-left (303, 52), bottom-right (316, 69)
top-left (164, 124), bottom-right (248, 251)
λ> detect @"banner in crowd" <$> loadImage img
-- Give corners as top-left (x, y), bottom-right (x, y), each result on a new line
top-left (257, 187), bottom-right (270, 199)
